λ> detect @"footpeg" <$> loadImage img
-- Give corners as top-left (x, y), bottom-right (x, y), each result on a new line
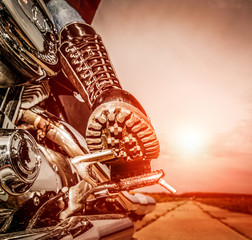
top-left (94, 170), bottom-right (176, 194)
top-left (158, 178), bottom-right (176, 194)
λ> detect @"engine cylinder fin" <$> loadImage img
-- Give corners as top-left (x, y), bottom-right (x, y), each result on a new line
top-left (21, 81), bottom-right (50, 109)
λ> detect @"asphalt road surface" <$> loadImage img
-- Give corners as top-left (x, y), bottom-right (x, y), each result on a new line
top-left (134, 201), bottom-right (252, 240)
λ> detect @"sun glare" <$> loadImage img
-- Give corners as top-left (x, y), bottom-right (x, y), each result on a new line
top-left (174, 126), bottom-right (207, 156)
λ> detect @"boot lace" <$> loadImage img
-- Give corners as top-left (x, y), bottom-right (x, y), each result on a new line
top-left (66, 34), bottom-right (122, 105)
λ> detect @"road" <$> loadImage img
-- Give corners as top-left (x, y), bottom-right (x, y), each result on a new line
top-left (133, 201), bottom-right (252, 240)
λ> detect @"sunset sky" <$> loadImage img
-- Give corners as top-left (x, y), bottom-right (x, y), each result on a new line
top-left (92, 0), bottom-right (252, 194)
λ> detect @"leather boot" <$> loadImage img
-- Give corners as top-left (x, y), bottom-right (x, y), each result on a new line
top-left (59, 23), bottom-right (159, 178)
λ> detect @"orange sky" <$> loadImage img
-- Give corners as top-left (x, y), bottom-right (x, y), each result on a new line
top-left (93, 0), bottom-right (252, 194)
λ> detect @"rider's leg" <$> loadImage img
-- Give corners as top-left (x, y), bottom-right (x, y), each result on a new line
top-left (47, 0), bottom-right (84, 32)
top-left (47, 0), bottom-right (160, 178)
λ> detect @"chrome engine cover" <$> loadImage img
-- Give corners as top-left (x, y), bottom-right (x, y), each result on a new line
top-left (0, 129), bottom-right (41, 196)
top-left (0, 0), bottom-right (60, 87)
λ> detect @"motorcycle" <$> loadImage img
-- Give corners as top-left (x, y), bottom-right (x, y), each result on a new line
top-left (0, 0), bottom-right (176, 239)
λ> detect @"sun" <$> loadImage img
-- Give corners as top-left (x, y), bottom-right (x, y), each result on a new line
top-left (174, 126), bottom-right (207, 156)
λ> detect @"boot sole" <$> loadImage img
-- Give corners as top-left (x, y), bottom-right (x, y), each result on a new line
top-left (86, 101), bottom-right (160, 161)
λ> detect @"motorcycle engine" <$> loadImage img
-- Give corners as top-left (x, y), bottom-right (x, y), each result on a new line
top-left (0, 129), bottom-right (41, 197)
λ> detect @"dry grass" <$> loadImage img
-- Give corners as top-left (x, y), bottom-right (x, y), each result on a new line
top-left (141, 192), bottom-right (252, 215)
top-left (195, 197), bottom-right (252, 215)
top-left (142, 192), bottom-right (181, 203)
